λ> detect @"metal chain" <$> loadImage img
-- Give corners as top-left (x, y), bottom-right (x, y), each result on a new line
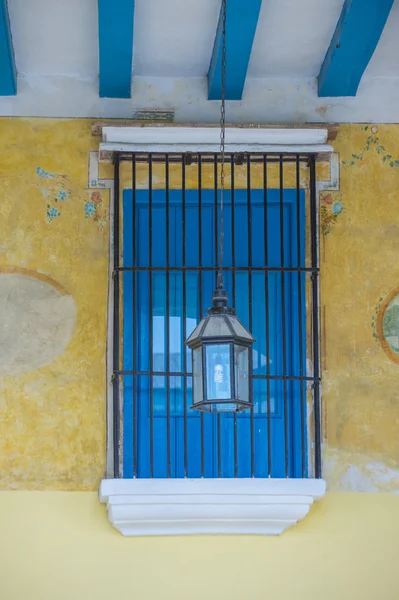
top-left (217, 0), bottom-right (227, 290)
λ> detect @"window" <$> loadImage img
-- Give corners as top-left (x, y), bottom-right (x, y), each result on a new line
top-left (112, 153), bottom-right (321, 481)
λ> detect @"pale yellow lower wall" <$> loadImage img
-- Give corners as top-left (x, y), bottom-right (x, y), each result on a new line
top-left (0, 492), bottom-right (398, 600)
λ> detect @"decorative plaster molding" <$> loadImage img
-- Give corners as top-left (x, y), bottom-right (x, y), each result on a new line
top-left (102, 126), bottom-right (329, 145)
top-left (87, 150), bottom-right (115, 478)
top-left (88, 150), bottom-right (113, 192)
top-left (92, 122), bottom-right (340, 142)
top-left (316, 152), bottom-right (340, 200)
top-left (99, 478), bottom-right (326, 537)
top-left (99, 126), bottom-right (333, 158)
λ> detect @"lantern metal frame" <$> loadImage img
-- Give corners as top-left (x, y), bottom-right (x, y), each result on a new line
top-left (186, 288), bottom-right (255, 413)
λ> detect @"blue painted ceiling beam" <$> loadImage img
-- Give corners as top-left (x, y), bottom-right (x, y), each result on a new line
top-left (208, 0), bottom-right (262, 101)
top-left (318, 0), bottom-right (394, 97)
top-left (98, 0), bottom-right (135, 99)
top-left (0, 0), bottom-right (16, 96)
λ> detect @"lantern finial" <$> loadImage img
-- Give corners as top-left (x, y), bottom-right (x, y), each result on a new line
top-left (209, 288), bottom-right (235, 315)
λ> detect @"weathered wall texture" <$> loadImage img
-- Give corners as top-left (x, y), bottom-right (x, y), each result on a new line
top-left (322, 125), bottom-right (399, 491)
top-left (0, 119), bottom-right (398, 492)
top-left (0, 119), bottom-right (108, 490)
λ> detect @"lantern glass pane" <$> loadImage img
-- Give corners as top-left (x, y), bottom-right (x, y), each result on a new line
top-left (202, 316), bottom-right (232, 339)
top-left (229, 315), bottom-right (254, 342)
top-left (205, 344), bottom-right (231, 400)
top-left (192, 348), bottom-right (203, 406)
top-left (234, 345), bottom-right (249, 403)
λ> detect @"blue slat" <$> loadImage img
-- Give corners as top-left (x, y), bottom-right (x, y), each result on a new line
top-left (208, 0), bottom-right (262, 101)
top-left (98, 0), bottom-right (135, 98)
top-left (0, 0), bottom-right (16, 96)
top-left (318, 0), bottom-right (394, 97)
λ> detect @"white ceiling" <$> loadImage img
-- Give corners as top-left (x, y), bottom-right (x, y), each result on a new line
top-left (248, 0), bottom-right (345, 78)
top-left (8, 0), bottom-right (98, 76)
top-left (365, 0), bottom-right (399, 77)
top-left (4, 0), bottom-right (399, 122)
top-left (133, 0), bottom-right (221, 77)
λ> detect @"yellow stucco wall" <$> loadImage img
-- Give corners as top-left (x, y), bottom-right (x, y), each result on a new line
top-left (0, 118), bottom-right (108, 490)
top-left (1, 491), bottom-right (399, 600)
top-left (323, 125), bottom-right (399, 491)
top-left (0, 118), bottom-right (399, 492)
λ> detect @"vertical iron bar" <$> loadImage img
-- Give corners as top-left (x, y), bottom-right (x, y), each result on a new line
top-left (198, 155), bottom-right (205, 477)
top-left (121, 152), bottom-right (317, 481)
top-left (296, 156), bottom-right (306, 477)
top-left (113, 153), bottom-right (121, 478)
top-left (166, 155), bottom-right (171, 478)
top-left (214, 153), bottom-right (222, 478)
top-left (148, 153), bottom-right (154, 477)
top-left (263, 155), bottom-right (272, 477)
top-left (132, 154), bottom-right (138, 478)
top-left (279, 155), bottom-right (289, 477)
top-left (309, 155), bottom-right (322, 478)
top-left (213, 153), bottom-right (219, 275)
top-left (182, 156), bottom-right (188, 477)
top-left (247, 155), bottom-right (254, 477)
top-left (231, 155), bottom-right (238, 478)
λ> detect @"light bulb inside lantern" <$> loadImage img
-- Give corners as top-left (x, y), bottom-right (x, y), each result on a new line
top-left (206, 345), bottom-right (231, 401)
top-left (214, 361), bottom-right (224, 384)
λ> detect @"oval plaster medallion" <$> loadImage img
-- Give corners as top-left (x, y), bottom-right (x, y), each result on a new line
top-left (376, 287), bottom-right (399, 365)
top-left (0, 268), bottom-right (76, 376)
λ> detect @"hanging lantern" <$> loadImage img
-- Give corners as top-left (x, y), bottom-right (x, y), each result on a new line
top-left (186, 289), bottom-right (255, 413)
top-left (185, 0), bottom-right (254, 412)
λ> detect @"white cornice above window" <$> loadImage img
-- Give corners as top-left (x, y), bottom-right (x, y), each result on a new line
top-left (99, 478), bottom-right (326, 537)
top-left (99, 126), bottom-right (333, 156)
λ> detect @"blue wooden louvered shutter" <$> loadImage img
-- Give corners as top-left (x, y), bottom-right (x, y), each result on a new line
top-left (122, 188), bottom-right (306, 478)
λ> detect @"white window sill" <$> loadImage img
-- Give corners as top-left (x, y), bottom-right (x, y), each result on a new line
top-left (99, 478), bottom-right (326, 536)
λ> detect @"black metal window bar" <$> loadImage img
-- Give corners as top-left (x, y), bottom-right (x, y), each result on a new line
top-left (112, 151), bottom-right (321, 480)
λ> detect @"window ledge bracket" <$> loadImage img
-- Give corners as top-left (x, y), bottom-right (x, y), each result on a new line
top-left (99, 478), bottom-right (326, 536)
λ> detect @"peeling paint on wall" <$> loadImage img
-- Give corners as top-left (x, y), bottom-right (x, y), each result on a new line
top-left (0, 269), bottom-right (76, 376)
top-left (324, 448), bottom-right (399, 493)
